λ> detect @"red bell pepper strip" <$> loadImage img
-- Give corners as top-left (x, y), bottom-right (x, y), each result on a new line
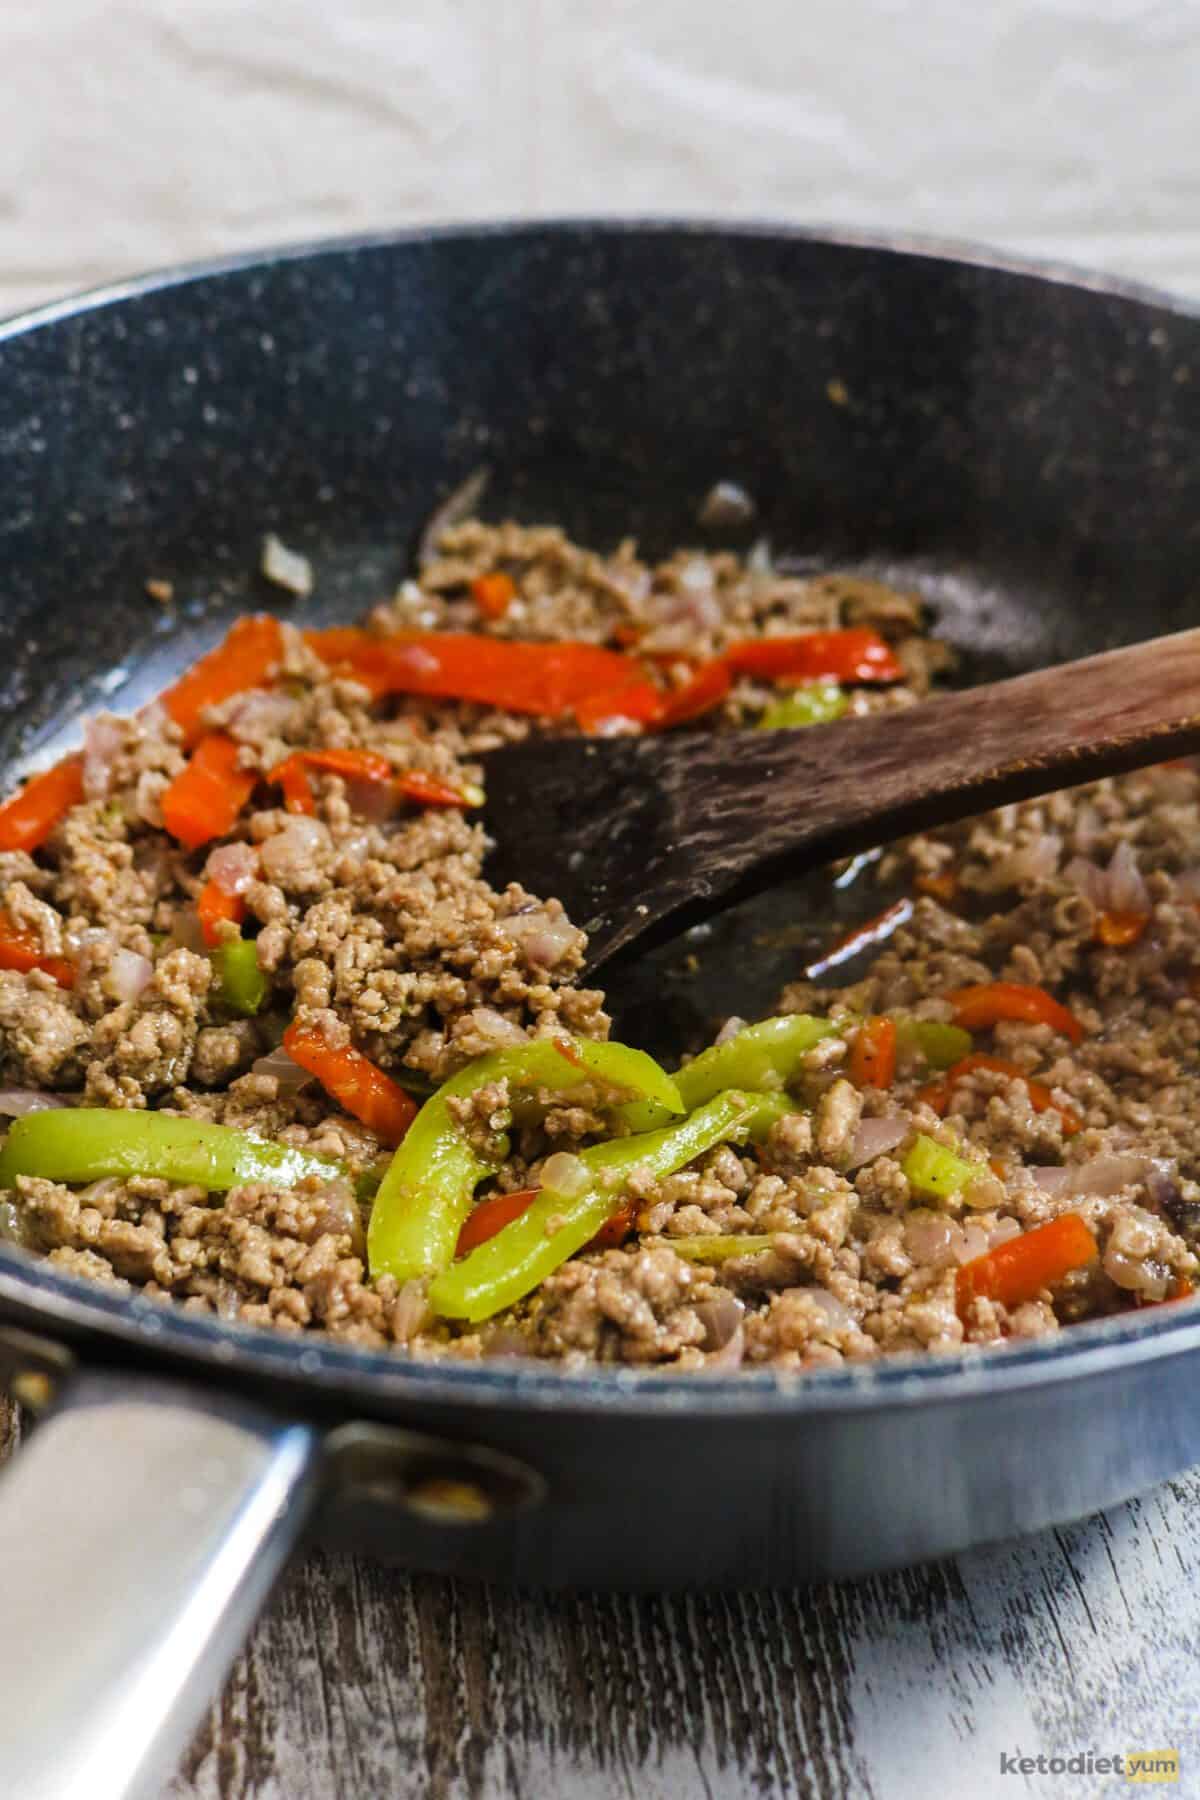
top-left (0, 755), bottom-right (84, 854)
top-left (588, 1195), bottom-right (637, 1250)
top-left (470, 572), bottom-right (517, 621)
top-left (956, 1213), bottom-right (1098, 1321)
top-left (282, 1021), bottom-right (418, 1146)
top-left (0, 915), bottom-right (74, 988)
top-left (918, 1053), bottom-right (1081, 1135)
top-left (196, 880), bottom-right (246, 948)
top-left (574, 680), bottom-right (666, 734)
top-left (268, 755), bottom-right (317, 815)
top-left (456, 1187), bottom-right (539, 1255)
top-left (947, 982), bottom-right (1083, 1045)
top-left (915, 869), bottom-right (960, 905)
top-left (304, 629), bottom-right (661, 718)
top-left (848, 1016), bottom-right (897, 1089)
top-left (398, 770), bottom-right (485, 808)
top-left (805, 898), bottom-right (914, 980)
top-left (724, 629), bottom-right (904, 685)
top-left (655, 659), bottom-right (732, 729)
top-left (1094, 909), bottom-right (1149, 948)
top-left (161, 615), bottom-right (283, 746)
top-left (161, 735), bottom-right (257, 851)
top-left (293, 747), bottom-right (394, 784)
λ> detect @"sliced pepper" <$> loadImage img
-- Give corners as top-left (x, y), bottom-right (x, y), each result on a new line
top-left (947, 982), bottom-right (1083, 1045)
top-left (196, 879), bottom-right (246, 947)
top-left (283, 1022), bottom-right (418, 1147)
top-left (0, 914), bottom-right (75, 988)
top-left (915, 869), bottom-right (960, 906)
top-left (670, 1233), bottom-right (775, 1263)
top-left (894, 1017), bottom-right (973, 1070)
top-left (0, 1109), bottom-right (343, 1193)
top-left (367, 1035), bottom-right (684, 1282)
top-left (1094, 909), bottom-right (1149, 948)
top-left (848, 1016), bottom-right (896, 1089)
top-left (621, 1013), bottom-right (836, 1133)
top-left (917, 1053), bottom-right (1081, 1136)
top-left (429, 1089), bottom-right (788, 1323)
top-left (456, 1186), bottom-right (539, 1255)
top-left (269, 755), bottom-right (317, 815)
top-left (724, 629), bottom-right (903, 685)
top-left (0, 755), bottom-right (84, 854)
top-left (210, 939), bottom-right (268, 1016)
top-left (902, 1132), bottom-right (985, 1202)
top-left (574, 679), bottom-right (666, 735)
top-left (161, 615), bottom-right (284, 747)
top-left (470, 571), bottom-right (517, 621)
top-left (756, 681), bottom-right (848, 730)
top-left (397, 770), bottom-right (485, 809)
top-left (161, 734), bottom-right (256, 850)
top-left (305, 629), bottom-right (651, 719)
top-left (956, 1213), bottom-right (1098, 1321)
top-left (655, 659), bottom-right (732, 729)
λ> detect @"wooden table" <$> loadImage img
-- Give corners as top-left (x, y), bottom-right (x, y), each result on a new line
top-left (151, 1453), bottom-right (1197, 1799)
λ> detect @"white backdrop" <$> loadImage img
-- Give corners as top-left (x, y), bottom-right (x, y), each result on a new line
top-left (3, 0), bottom-right (1199, 316)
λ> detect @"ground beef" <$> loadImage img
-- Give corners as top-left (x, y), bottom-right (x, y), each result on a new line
top-left (2, 519), bottom-right (1198, 1369)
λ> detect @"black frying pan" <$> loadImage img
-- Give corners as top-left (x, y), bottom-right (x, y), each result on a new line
top-left (1, 223), bottom-right (1199, 1800)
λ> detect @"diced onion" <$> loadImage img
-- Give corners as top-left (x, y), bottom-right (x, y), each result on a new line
top-left (248, 1047), bottom-right (313, 1097)
top-left (417, 466), bottom-right (490, 568)
top-left (846, 1115), bottom-right (909, 1170)
top-left (261, 533), bottom-right (313, 596)
top-left (540, 1153), bottom-right (591, 1199)
top-left (0, 1089), bottom-right (73, 1116)
top-left (107, 949), bottom-right (154, 1003)
top-left (205, 841), bottom-right (260, 896)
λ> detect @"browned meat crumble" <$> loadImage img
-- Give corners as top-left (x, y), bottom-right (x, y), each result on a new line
top-left (2, 519), bottom-right (1197, 1369)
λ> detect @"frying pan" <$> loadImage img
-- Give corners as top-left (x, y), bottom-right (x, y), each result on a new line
top-left (1, 223), bottom-right (1200, 1800)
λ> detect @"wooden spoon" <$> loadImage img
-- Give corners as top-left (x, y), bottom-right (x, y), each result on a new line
top-left (480, 627), bottom-right (1200, 977)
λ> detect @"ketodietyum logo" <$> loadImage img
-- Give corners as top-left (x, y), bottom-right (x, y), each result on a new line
top-left (999, 1749), bottom-right (1179, 1782)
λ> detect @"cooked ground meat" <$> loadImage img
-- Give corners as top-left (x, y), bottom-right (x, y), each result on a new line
top-left (1, 519), bottom-right (1197, 1369)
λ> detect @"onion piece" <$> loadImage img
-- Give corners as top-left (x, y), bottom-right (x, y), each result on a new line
top-left (0, 1089), bottom-right (73, 1116)
top-left (248, 1047), bottom-right (313, 1097)
top-left (540, 1153), bottom-right (591, 1199)
top-left (504, 909), bottom-right (579, 969)
top-left (698, 481), bottom-right (756, 530)
top-left (261, 533), bottom-right (313, 596)
top-left (714, 1015), bottom-right (748, 1047)
top-left (205, 841), bottom-right (260, 896)
top-left (1032, 1154), bottom-right (1173, 1199)
top-left (106, 949), bottom-right (154, 1003)
top-left (82, 713), bottom-right (125, 800)
top-left (845, 1115), bottom-right (909, 1170)
top-left (694, 1292), bottom-right (744, 1353)
top-left (417, 466), bottom-right (490, 568)
top-left (1107, 839), bottom-right (1149, 915)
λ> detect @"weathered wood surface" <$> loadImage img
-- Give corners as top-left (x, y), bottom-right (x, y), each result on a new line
top-left (154, 1462), bottom-right (1198, 1800)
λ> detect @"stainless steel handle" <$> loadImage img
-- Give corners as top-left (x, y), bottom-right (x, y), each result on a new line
top-left (0, 1367), bottom-right (320, 1800)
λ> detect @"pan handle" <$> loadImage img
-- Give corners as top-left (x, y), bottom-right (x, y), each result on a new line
top-left (0, 1366), bottom-right (320, 1800)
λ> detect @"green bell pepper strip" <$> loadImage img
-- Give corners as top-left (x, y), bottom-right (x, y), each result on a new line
top-left (669, 1233), bottom-right (775, 1263)
top-left (0, 1109), bottom-right (345, 1193)
top-left (756, 681), bottom-right (848, 730)
top-left (367, 1035), bottom-right (684, 1283)
top-left (210, 939), bottom-right (268, 1016)
top-left (901, 1131), bottom-right (983, 1202)
top-left (895, 1017), bottom-right (973, 1070)
top-left (620, 1013), bottom-right (837, 1134)
top-left (429, 1089), bottom-right (789, 1323)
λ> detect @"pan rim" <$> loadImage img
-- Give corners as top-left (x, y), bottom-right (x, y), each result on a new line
top-left (3, 214), bottom-right (1200, 346)
top-left (3, 1238), bottom-right (1199, 1418)
top-left (3, 217), bottom-right (1200, 1417)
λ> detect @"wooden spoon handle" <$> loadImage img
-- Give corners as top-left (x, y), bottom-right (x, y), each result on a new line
top-left (497, 626), bottom-right (1200, 974)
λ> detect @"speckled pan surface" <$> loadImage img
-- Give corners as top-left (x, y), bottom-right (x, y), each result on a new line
top-left (3, 222), bottom-right (1200, 1583)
